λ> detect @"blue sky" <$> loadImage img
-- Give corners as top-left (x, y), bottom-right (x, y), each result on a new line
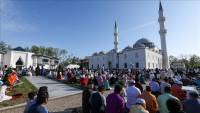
top-left (0, 0), bottom-right (200, 58)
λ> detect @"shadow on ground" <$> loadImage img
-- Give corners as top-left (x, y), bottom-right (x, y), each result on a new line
top-left (50, 107), bottom-right (82, 113)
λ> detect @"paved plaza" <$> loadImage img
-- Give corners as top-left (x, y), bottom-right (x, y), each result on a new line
top-left (0, 76), bottom-right (83, 113)
top-left (25, 76), bottom-right (82, 99)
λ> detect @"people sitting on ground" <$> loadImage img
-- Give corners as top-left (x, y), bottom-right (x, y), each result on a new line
top-left (90, 86), bottom-right (106, 113)
top-left (80, 75), bottom-right (89, 87)
top-left (57, 72), bottom-right (64, 80)
top-left (103, 72), bottom-right (110, 90)
top-left (167, 98), bottom-right (185, 113)
top-left (135, 78), bottom-right (144, 93)
top-left (160, 77), bottom-right (171, 94)
top-left (0, 85), bottom-right (12, 102)
top-left (171, 80), bottom-right (186, 101)
top-left (106, 84), bottom-right (125, 113)
top-left (97, 73), bottom-right (103, 87)
top-left (126, 80), bottom-right (141, 110)
top-left (129, 98), bottom-right (149, 113)
top-left (24, 91), bottom-right (37, 113)
top-left (140, 86), bottom-right (159, 113)
top-left (118, 81), bottom-right (127, 98)
top-left (182, 91), bottom-right (200, 113)
top-left (149, 78), bottom-right (160, 97)
top-left (157, 86), bottom-right (179, 113)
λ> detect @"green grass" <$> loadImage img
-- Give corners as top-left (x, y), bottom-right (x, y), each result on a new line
top-left (0, 77), bottom-right (37, 108)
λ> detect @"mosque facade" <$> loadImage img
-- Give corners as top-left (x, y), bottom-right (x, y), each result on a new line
top-left (88, 2), bottom-right (169, 70)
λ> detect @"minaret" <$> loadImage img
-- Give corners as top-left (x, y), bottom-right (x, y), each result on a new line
top-left (158, 1), bottom-right (169, 69)
top-left (114, 21), bottom-right (119, 52)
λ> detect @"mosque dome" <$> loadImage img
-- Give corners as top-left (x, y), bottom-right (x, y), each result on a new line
top-left (99, 51), bottom-right (105, 55)
top-left (122, 46), bottom-right (132, 52)
top-left (133, 38), bottom-right (155, 48)
top-left (92, 52), bottom-right (98, 56)
top-left (107, 49), bottom-right (116, 54)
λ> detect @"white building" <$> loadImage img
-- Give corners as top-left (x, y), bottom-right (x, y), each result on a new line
top-left (0, 47), bottom-right (59, 70)
top-left (88, 2), bottom-right (169, 70)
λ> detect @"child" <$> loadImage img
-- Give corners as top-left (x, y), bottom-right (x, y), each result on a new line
top-left (24, 91), bottom-right (36, 113)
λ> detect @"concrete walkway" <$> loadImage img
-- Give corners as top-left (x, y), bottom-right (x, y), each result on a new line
top-left (25, 76), bottom-right (82, 99)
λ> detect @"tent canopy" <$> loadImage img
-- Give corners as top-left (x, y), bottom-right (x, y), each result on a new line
top-left (66, 64), bottom-right (80, 69)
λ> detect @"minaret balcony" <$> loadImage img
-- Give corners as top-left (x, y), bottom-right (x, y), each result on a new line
top-left (158, 16), bottom-right (165, 22)
top-left (159, 29), bottom-right (167, 34)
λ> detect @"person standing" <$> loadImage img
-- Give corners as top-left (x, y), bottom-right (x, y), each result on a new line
top-left (90, 86), bottom-right (106, 113)
top-left (140, 86), bottom-right (159, 113)
top-left (106, 84), bottom-right (125, 113)
top-left (82, 87), bottom-right (92, 113)
top-left (28, 86), bottom-right (49, 113)
top-left (35, 66), bottom-right (40, 76)
top-left (24, 92), bottom-right (37, 113)
top-left (126, 80), bottom-right (141, 110)
top-left (157, 86), bottom-right (179, 113)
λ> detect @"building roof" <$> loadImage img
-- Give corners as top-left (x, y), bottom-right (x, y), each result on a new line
top-left (133, 38), bottom-right (155, 48)
top-left (32, 54), bottom-right (59, 60)
top-left (13, 47), bottom-right (26, 51)
top-left (91, 38), bottom-right (161, 56)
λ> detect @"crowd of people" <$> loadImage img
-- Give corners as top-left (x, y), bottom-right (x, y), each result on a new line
top-left (80, 68), bottom-right (200, 113)
top-left (1, 64), bottom-right (200, 113)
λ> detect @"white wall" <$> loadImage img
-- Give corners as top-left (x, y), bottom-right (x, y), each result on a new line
top-left (0, 54), bottom-right (3, 67)
top-left (3, 51), bottom-right (34, 68)
top-left (3, 51), bottom-right (11, 67)
top-left (145, 48), bottom-right (162, 69)
top-left (89, 48), bottom-right (163, 70)
top-left (119, 48), bottom-right (146, 69)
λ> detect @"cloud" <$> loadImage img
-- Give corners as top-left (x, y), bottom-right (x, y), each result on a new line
top-left (122, 21), bottom-right (156, 33)
top-left (0, 0), bottom-right (38, 32)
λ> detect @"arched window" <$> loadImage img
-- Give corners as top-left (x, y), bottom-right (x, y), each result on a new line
top-left (124, 63), bottom-right (127, 68)
top-left (16, 57), bottom-right (24, 66)
top-left (136, 62), bottom-right (139, 68)
top-left (116, 64), bottom-right (119, 68)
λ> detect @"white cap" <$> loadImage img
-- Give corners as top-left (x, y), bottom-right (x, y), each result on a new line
top-left (136, 98), bottom-right (146, 104)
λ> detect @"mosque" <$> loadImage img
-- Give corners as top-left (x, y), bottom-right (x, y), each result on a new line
top-left (88, 2), bottom-right (169, 70)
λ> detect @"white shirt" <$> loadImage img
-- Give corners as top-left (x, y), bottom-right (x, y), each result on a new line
top-left (126, 86), bottom-right (141, 109)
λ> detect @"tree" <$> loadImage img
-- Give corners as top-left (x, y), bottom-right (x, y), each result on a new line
top-left (169, 55), bottom-right (178, 65)
top-left (45, 47), bottom-right (54, 56)
top-left (31, 45), bottom-right (40, 54)
top-left (189, 55), bottom-right (200, 68)
top-left (0, 41), bottom-right (10, 53)
top-left (39, 46), bottom-right (46, 55)
top-left (24, 47), bottom-right (30, 52)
